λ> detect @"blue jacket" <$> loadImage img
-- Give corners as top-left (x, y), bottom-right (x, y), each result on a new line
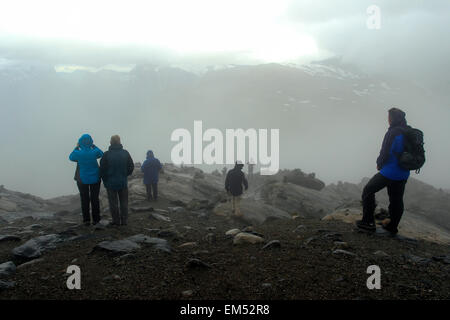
top-left (99, 144), bottom-right (134, 190)
top-left (69, 134), bottom-right (103, 184)
top-left (379, 134), bottom-right (410, 181)
top-left (141, 150), bottom-right (162, 185)
top-left (377, 111), bottom-right (410, 181)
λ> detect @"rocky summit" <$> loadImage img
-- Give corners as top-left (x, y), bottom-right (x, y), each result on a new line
top-left (0, 164), bottom-right (449, 299)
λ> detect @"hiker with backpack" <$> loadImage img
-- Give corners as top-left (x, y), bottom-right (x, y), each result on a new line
top-left (141, 150), bottom-right (163, 201)
top-left (99, 135), bottom-right (134, 226)
top-left (225, 161), bottom-right (249, 217)
top-left (69, 134), bottom-right (104, 226)
top-left (356, 108), bottom-right (425, 234)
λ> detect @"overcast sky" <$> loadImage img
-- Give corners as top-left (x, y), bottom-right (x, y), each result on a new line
top-left (0, 0), bottom-right (449, 198)
top-left (0, 0), bottom-right (449, 80)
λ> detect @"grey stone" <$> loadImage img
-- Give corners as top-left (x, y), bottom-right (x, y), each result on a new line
top-left (12, 234), bottom-right (63, 259)
top-left (233, 232), bottom-right (264, 245)
top-left (0, 235), bottom-right (21, 242)
top-left (95, 240), bottom-right (141, 254)
top-left (0, 280), bottom-right (15, 290)
top-left (262, 240), bottom-right (281, 249)
top-left (150, 213), bottom-right (171, 222)
top-left (185, 258), bottom-right (212, 269)
top-left (0, 261), bottom-right (16, 277)
top-left (332, 249), bottom-right (356, 257)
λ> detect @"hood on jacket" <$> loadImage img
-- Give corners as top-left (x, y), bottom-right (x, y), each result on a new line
top-left (146, 150), bottom-right (154, 159)
top-left (234, 160), bottom-right (244, 170)
top-left (389, 108), bottom-right (407, 127)
top-left (78, 134), bottom-right (93, 149)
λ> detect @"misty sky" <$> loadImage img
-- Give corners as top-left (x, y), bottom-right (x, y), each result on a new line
top-left (1, 0), bottom-right (449, 198)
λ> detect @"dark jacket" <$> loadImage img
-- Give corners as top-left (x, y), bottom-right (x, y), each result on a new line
top-left (99, 144), bottom-right (134, 190)
top-left (376, 110), bottom-right (410, 181)
top-left (141, 150), bottom-right (162, 185)
top-left (225, 164), bottom-right (248, 196)
top-left (69, 134), bottom-right (103, 184)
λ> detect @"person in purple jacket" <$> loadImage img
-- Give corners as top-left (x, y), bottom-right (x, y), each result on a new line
top-left (356, 108), bottom-right (410, 234)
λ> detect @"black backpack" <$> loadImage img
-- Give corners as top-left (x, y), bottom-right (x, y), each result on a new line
top-left (398, 126), bottom-right (425, 173)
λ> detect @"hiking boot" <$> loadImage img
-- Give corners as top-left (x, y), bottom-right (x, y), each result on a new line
top-left (381, 224), bottom-right (398, 235)
top-left (355, 220), bottom-right (376, 232)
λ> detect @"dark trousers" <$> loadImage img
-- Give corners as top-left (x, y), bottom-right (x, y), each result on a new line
top-left (106, 188), bottom-right (128, 225)
top-left (362, 173), bottom-right (407, 232)
top-left (145, 183), bottom-right (158, 200)
top-left (76, 181), bottom-right (101, 224)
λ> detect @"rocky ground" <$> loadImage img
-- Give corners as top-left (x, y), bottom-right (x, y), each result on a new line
top-left (1, 165), bottom-right (449, 300)
top-left (1, 195), bottom-right (449, 300)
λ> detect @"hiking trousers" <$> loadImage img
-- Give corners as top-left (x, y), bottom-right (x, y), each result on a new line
top-left (362, 173), bottom-right (407, 233)
top-left (231, 195), bottom-right (242, 216)
top-left (77, 181), bottom-right (101, 224)
top-left (145, 183), bottom-right (158, 200)
top-left (107, 188), bottom-right (129, 225)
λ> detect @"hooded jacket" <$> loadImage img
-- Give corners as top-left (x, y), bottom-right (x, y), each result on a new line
top-left (141, 150), bottom-right (162, 185)
top-left (225, 163), bottom-right (248, 196)
top-left (377, 110), bottom-right (410, 181)
top-left (99, 144), bottom-right (134, 190)
top-left (69, 134), bottom-right (103, 184)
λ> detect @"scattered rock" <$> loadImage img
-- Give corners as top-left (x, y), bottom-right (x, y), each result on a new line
top-left (154, 209), bottom-right (169, 214)
top-left (179, 242), bottom-right (198, 248)
top-left (182, 290), bottom-right (193, 297)
top-left (292, 225), bottom-right (306, 233)
top-left (333, 241), bottom-right (349, 250)
top-left (17, 258), bottom-right (45, 269)
top-left (12, 234), bottom-right (63, 259)
top-left (374, 250), bottom-right (390, 258)
top-left (94, 240), bottom-right (141, 255)
top-left (262, 240), bottom-right (281, 250)
top-left (157, 229), bottom-right (181, 239)
top-left (432, 255), bottom-right (450, 264)
top-left (261, 283), bottom-right (272, 289)
top-left (0, 280), bottom-right (15, 290)
top-left (130, 206), bottom-right (154, 213)
top-left (205, 233), bottom-right (216, 244)
top-left (168, 207), bottom-right (185, 214)
top-left (0, 261), bottom-right (16, 277)
top-left (332, 249), bottom-right (356, 257)
top-left (115, 254), bottom-right (136, 262)
top-left (185, 258), bottom-right (212, 269)
top-left (304, 237), bottom-right (319, 246)
top-left (150, 213), bottom-right (171, 222)
top-left (233, 232), bottom-right (264, 245)
top-left (404, 254), bottom-right (431, 265)
top-left (0, 235), bottom-right (21, 242)
top-left (24, 224), bottom-right (43, 230)
top-left (102, 274), bottom-right (121, 281)
top-left (322, 232), bottom-right (343, 241)
top-left (225, 229), bottom-right (241, 236)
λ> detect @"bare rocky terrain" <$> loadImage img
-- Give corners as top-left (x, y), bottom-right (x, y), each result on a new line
top-left (1, 164), bottom-right (449, 299)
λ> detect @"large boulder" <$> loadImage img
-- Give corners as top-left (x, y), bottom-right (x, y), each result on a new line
top-left (12, 234), bottom-right (63, 259)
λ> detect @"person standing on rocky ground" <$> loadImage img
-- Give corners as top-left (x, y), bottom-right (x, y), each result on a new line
top-left (225, 161), bottom-right (248, 217)
top-left (69, 134), bottom-right (103, 226)
top-left (222, 166), bottom-right (227, 177)
top-left (99, 135), bottom-right (134, 226)
top-left (141, 150), bottom-right (162, 201)
top-left (356, 108), bottom-right (410, 234)
top-left (247, 158), bottom-right (255, 182)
